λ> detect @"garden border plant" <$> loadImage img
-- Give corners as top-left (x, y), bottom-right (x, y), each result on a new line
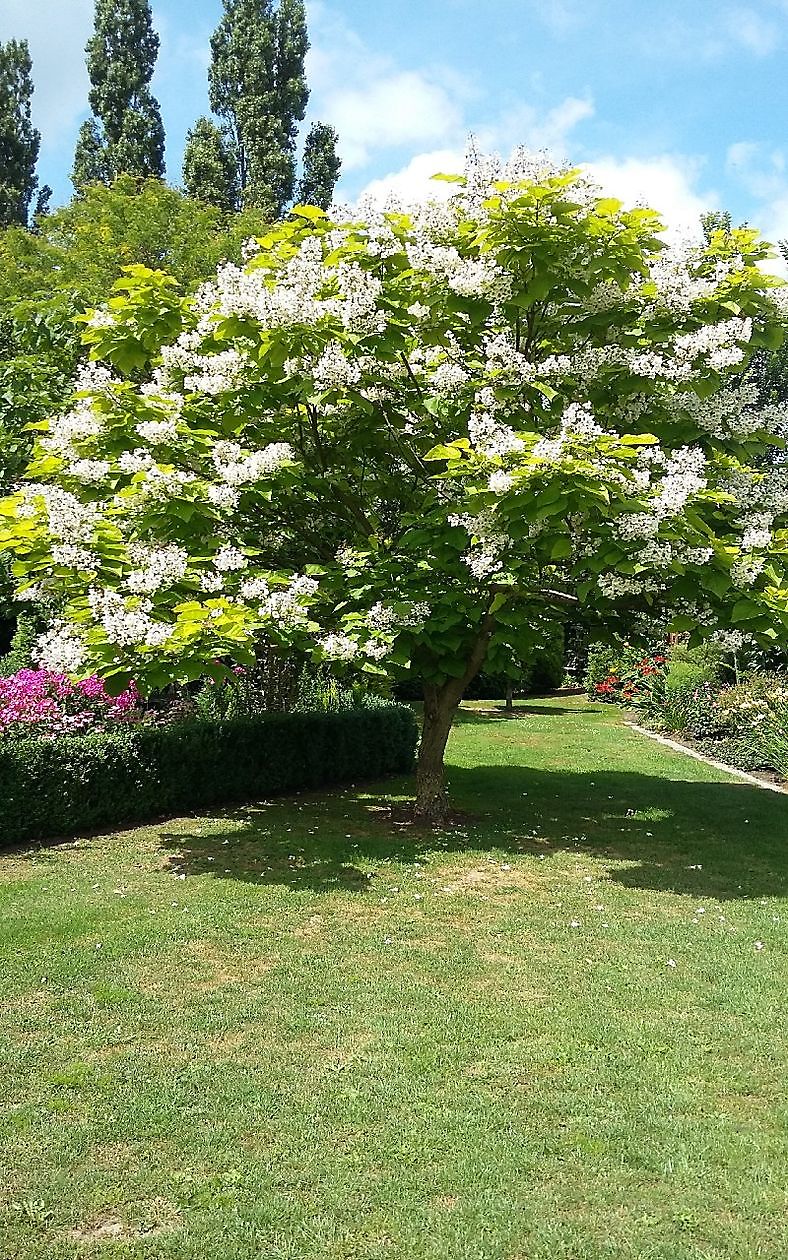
top-left (0, 700), bottom-right (417, 844)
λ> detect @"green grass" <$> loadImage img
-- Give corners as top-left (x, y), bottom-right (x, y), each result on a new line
top-left (2, 696), bottom-right (787, 1260)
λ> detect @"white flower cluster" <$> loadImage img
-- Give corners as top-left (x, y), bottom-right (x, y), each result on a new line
top-left (119, 448), bottom-right (155, 475)
top-left (740, 513), bottom-right (773, 551)
top-left (247, 573), bottom-right (319, 630)
top-left (646, 246), bottom-right (716, 315)
top-left (680, 381), bottom-right (765, 439)
top-left (583, 281), bottom-right (628, 315)
top-left (712, 628), bottom-right (747, 651)
top-left (206, 484), bottom-right (240, 512)
top-left (483, 333), bottom-right (537, 384)
top-left (674, 316), bottom-right (752, 372)
top-left (616, 512), bottom-right (660, 541)
top-left (73, 361), bottom-right (116, 394)
top-left (52, 543), bottom-right (98, 570)
top-left (312, 341), bottom-right (362, 392)
top-left (41, 401), bottom-right (103, 463)
top-left (35, 621), bottom-right (87, 673)
top-left (654, 447), bottom-right (707, 517)
top-left (406, 237), bottom-right (511, 303)
top-left (598, 573), bottom-right (663, 598)
top-left (68, 459), bottom-right (112, 484)
top-left (431, 361), bottom-right (469, 397)
top-left (211, 239), bottom-right (386, 336)
top-left (86, 308), bottom-right (115, 330)
top-left (488, 470), bottom-right (514, 495)
top-left (21, 484), bottom-right (101, 543)
top-left (212, 440), bottom-right (293, 485)
top-left (365, 601), bottom-right (430, 632)
top-left (561, 401), bottom-right (602, 439)
top-left (88, 587), bottom-right (171, 647)
top-left (136, 418), bottom-right (179, 445)
top-left (184, 348), bottom-right (246, 396)
top-left (137, 466), bottom-right (195, 503)
top-left (468, 412), bottom-right (524, 457)
top-left (213, 544), bottom-right (247, 572)
top-left (319, 632), bottom-right (358, 661)
top-left (464, 546), bottom-right (504, 580)
top-left (731, 554), bottom-right (766, 587)
top-left (124, 543), bottom-right (189, 594)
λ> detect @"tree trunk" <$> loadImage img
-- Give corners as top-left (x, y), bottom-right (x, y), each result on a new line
top-left (415, 684), bottom-right (460, 821)
top-left (414, 610), bottom-right (499, 822)
top-left (504, 681), bottom-right (514, 713)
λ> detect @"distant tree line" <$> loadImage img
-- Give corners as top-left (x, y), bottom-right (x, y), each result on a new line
top-left (0, 0), bottom-right (341, 229)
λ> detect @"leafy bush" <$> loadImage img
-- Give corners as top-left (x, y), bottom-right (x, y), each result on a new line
top-left (0, 701), bottom-right (418, 845)
top-left (0, 613), bottom-right (38, 676)
top-left (646, 664), bottom-right (788, 778)
top-left (656, 678), bottom-right (729, 739)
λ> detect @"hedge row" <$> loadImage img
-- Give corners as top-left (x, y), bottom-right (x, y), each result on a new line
top-left (0, 702), bottom-right (419, 845)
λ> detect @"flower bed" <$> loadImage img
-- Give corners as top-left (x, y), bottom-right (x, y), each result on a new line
top-left (0, 668), bottom-right (140, 737)
top-left (584, 644), bottom-right (666, 707)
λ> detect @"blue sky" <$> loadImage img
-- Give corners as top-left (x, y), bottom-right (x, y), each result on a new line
top-left (4, 0), bottom-right (788, 252)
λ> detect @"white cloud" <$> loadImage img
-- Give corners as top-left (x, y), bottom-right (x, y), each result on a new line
top-left (530, 0), bottom-right (585, 35)
top-left (584, 155), bottom-right (716, 240)
top-left (326, 74), bottom-right (464, 170)
top-left (357, 148), bottom-right (465, 204)
top-left (355, 96), bottom-right (594, 204)
top-left (726, 139), bottom-right (786, 199)
top-left (306, 3), bottom-right (473, 172)
top-left (724, 6), bottom-right (780, 55)
top-left (478, 96), bottom-right (593, 158)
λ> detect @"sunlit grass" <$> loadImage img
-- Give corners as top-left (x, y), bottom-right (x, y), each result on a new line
top-left (2, 697), bottom-right (787, 1259)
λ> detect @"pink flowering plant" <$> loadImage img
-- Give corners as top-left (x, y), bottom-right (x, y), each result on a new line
top-left (0, 668), bottom-right (139, 738)
top-left (1, 147), bottom-right (788, 816)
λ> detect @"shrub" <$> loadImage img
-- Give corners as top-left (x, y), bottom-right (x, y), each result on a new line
top-left (0, 613), bottom-right (38, 677)
top-left (657, 679), bottom-right (729, 738)
top-left (0, 701), bottom-right (418, 845)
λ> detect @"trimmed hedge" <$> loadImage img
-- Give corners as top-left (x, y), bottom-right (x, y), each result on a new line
top-left (0, 702), bottom-right (418, 845)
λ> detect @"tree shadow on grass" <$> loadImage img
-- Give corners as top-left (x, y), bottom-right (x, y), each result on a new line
top-left (454, 704), bottom-right (601, 722)
top-left (157, 761), bottom-right (788, 902)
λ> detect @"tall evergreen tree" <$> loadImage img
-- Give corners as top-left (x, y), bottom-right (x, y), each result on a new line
top-left (0, 40), bottom-right (41, 228)
top-left (72, 0), bottom-right (165, 188)
top-left (208, 0), bottom-right (309, 215)
top-left (182, 117), bottom-right (238, 211)
top-left (297, 122), bottom-right (341, 209)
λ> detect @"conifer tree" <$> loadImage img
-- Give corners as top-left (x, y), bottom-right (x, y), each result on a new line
top-left (182, 117), bottom-right (238, 211)
top-left (297, 122), bottom-right (341, 209)
top-left (72, 0), bottom-right (165, 188)
top-left (0, 40), bottom-right (41, 228)
top-left (208, 0), bottom-right (309, 215)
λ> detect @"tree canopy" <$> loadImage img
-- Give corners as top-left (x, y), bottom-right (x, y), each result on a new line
top-left (72, 0), bottom-right (165, 187)
top-left (2, 151), bottom-right (786, 814)
top-left (0, 40), bottom-right (41, 228)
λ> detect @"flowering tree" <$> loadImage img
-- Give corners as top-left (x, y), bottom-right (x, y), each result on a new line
top-left (1, 150), bottom-right (787, 818)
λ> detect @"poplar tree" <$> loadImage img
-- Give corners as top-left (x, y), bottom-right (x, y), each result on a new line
top-left (0, 40), bottom-right (41, 228)
top-left (207, 0), bottom-right (309, 215)
top-left (182, 117), bottom-right (238, 211)
top-left (297, 122), bottom-right (341, 209)
top-left (72, 0), bottom-right (165, 188)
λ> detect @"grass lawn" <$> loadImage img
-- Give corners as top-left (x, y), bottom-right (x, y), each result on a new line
top-left (2, 696), bottom-right (787, 1260)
